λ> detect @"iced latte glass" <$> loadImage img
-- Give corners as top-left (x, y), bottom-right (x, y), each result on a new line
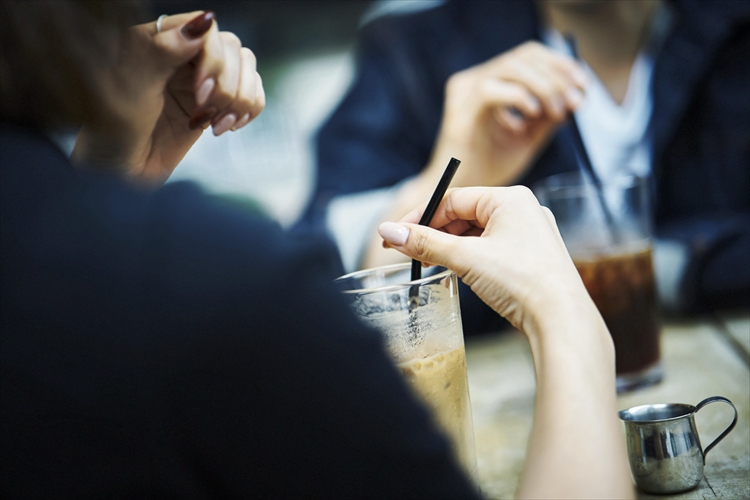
top-left (534, 172), bottom-right (662, 393)
top-left (335, 263), bottom-right (476, 478)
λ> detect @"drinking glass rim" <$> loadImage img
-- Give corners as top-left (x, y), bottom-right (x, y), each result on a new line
top-left (534, 171), bottom-right (646, 199)
top-left (335, 262), bottom-right (454, 294)
top-left (618, 403), bottom-right (696, 423)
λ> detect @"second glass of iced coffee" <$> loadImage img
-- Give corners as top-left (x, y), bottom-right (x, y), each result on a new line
top-left (534, 171), bottom-right (662, 393)
top-left (335, 263), bottom-right (476, 478)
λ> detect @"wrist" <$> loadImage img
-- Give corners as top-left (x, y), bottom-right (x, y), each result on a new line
top-left (72, 126), bottom-right (144, 172)
top-left (522, 287), bottom-right (613, 360)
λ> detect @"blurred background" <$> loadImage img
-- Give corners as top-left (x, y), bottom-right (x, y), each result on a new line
top-left (149, 0), bottom-right (440, 227)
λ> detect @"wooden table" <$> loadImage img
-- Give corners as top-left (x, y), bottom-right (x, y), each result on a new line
top-left (466, 310), bottom-right (750, 499)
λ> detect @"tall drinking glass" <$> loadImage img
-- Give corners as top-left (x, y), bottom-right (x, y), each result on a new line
top-left (534, 172), bottom-right (662, 392)
top-left (335, 263), bottom-right (476, 478)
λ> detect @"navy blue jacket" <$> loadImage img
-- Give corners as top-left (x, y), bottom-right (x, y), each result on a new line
top-left (302, 0), bottom-right (749, 322)
top-left (0, 125), bottom-right (478, 499)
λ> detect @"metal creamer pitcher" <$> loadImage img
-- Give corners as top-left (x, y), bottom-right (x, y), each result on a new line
top-left (619, 396), bottom-right (738, 494)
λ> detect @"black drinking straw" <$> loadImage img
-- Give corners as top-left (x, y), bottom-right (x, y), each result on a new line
top-left (564, 35), bottom-right (619, 242)
top-left (410, 157), bottom-right (462, 282)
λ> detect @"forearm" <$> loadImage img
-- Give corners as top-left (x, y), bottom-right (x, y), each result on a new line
top-left (516, 299), bottom-right (635, 499)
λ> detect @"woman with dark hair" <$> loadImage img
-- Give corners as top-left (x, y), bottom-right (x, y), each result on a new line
top-left (0, 1), bottom-right (632, 498)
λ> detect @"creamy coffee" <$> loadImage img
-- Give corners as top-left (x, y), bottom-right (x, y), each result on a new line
top-left (397, 346), bottom-right (475, 475)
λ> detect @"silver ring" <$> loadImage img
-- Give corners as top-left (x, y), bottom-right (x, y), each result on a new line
top-left (156, 14), bottom-right (168, 34)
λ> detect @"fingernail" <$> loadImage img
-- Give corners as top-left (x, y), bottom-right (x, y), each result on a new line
top-left (551, 96), bottom-right (565, 115)
top-left (525, 96), bottom-right (540, 114)
top-left (231, 112), bottom-right (252, 131)
top-left (212, 113), bottom-right (237, 136)
top-left (188, 110), bottom-right (213, 130)
top-left (572, 67), bottom-right (589, 86)
top-left (565, 87), bottom-right (583, 107)
top-left (196, 78), bottom-right (215, 107)
top-left (182, 11), bottom-right (215, 39)
top-left (378, 222), bottom-right (410, 246)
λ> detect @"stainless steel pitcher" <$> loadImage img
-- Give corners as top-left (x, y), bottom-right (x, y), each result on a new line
top-left (619, 396), bottom-right (738, 494)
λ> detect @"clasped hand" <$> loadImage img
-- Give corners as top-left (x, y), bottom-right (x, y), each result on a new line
top-left (72, 11), bottom-right (265, 185)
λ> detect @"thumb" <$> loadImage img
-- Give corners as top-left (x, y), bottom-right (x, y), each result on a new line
top-left (147, 11), bottom-right (215, 71)
top-left (378, 222), bottom-right (466, 274)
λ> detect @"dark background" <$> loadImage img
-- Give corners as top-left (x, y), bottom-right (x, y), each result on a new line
top-left (150, 1), bottom-right (374, 63)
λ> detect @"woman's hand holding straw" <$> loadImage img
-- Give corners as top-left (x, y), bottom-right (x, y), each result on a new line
top-left (379, 185), bottom-right (597, 332)
top-left (378, 184), bottom-right (633, 498)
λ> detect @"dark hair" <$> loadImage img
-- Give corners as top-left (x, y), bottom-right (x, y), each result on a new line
top-left (0, 0), bottom-right (147, 131)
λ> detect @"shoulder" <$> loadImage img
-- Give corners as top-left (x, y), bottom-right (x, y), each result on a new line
top-left (137, 181), bottom-right (346, 321)
top-left (0, 124), bottom-right (346, 340)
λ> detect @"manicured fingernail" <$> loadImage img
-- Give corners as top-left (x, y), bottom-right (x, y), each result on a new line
top-left (231, 112), bottom-right (252, 131)
top-left (188, 110), bottom-right (213, 130)
top-left (196, 78), bottom-right (215, 107)
top-left (213, 113), bottom-right (237, 136)
top-left (378, 222), bottom-right (410, 246)
top-left (565, 87), bottom-right (583, 107)
top-left (182, 11), bottom-right (215, 39)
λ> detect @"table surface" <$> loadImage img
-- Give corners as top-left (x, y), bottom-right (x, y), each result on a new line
top-left (465, 310), bottom-right (750, 499)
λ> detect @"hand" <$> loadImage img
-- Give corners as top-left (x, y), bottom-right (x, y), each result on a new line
top-left (72, 11), bottom-right (265, 185)
top-left (427, 42), bottom-right (587, 188)
top-left (377, 186), bottom-right (595, 335)
top-left (378, 188), bottom-right (633, 499)
top-left (361, 43), bottom-right (586, 269)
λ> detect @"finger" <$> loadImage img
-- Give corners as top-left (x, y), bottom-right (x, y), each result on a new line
top-left (485, 42), bottom-right (582, 119)
top-left (231, 111), bottom-right (252, 132)
top-left (529, 57), bottom-right (585, 110)
top-left (397, 208), bottom-right (423, 225)
top-left (221, 49), bottom-right (264, 133)
top-left (494, 107), bottom-right (527, 134)
top-left (199, 31), bottom-right (241, 119)
top-left (419, 186), bottom-right (542, 231)
top-left (500, 60), bottom-right (569, 119)
top-left (442, 218), bottom-right (482, 237)
top-left (378, 222), bottom-right (468, 276)
top-left (514, 41), bottom-right (589, 89)
top-left (209, 38), bottom-right (252, 135)
top-left (478, 79), bottom-right (542, 118)
top-left (541, 206), bottom-right (556, 227)
top-left (230, 73), bottom-right (266, 132)
top-left (541, 206), bottom-right (566, 243)
top-left (142, 12), bottom-right (215, 74)
top-left (251, 72), bottom-right (266, 119)
top-left (400, 187), bottom-right (489, 230)
top-left (188, 22), bottom-right (230, 112)
top-left (523, 45), bottom-right (588, 110)
top-left (545, 51), bottom-right (589, 88)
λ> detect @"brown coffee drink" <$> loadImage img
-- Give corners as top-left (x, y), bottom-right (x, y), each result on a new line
top-left (574, 247), bottom-right (661, 376)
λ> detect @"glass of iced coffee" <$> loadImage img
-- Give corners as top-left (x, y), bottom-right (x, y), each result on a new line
top-left (335, 263), bottom-right (476, 478)
top-left (534, 172), bottom-right (662, 392)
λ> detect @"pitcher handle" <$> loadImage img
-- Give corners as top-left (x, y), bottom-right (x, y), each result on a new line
top-left (695, 396), bottom-right (738, 463)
